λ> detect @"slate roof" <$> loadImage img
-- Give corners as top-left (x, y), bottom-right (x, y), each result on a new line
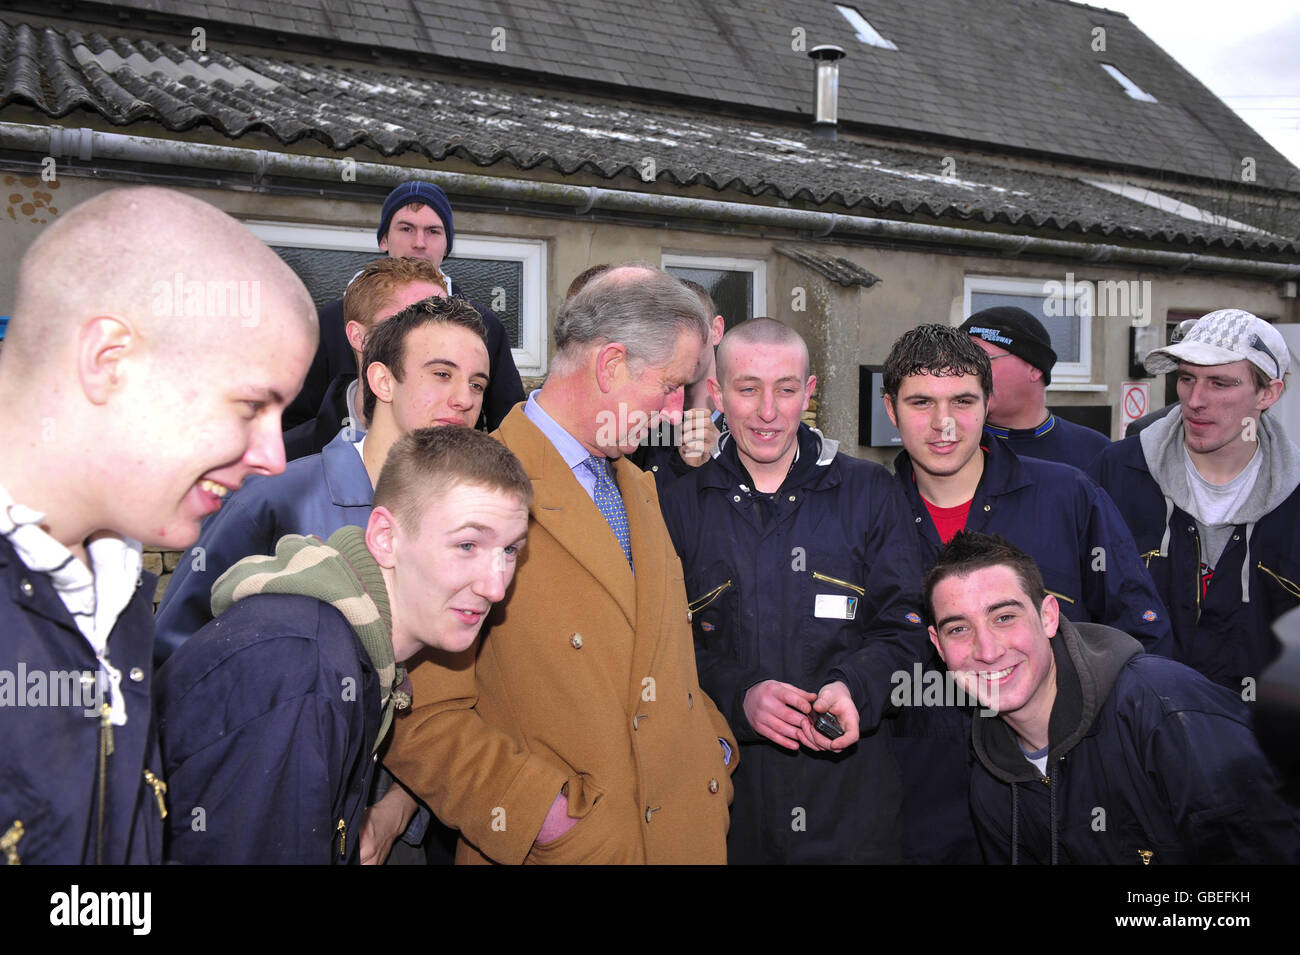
top-left (24, 0), bottom-right (1300, 193)
top-left (1, 16), bottom-right (1297, 256)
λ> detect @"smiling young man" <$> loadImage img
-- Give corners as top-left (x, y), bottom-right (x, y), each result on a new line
top-left (926, 531), bottom-right (1299, 864)
top-left (157, 426), bottom-right (531, 864)
top-left (0, 186), bottom-right (317, 864)
top-left (880, 324), bottom-right (1171, 864)
top-left (285, 181), bottom-right (524, 443)
top-left (659, 318), bottom-right (928, 863)
top-left (1090, 309), bottom-right (1298, 691)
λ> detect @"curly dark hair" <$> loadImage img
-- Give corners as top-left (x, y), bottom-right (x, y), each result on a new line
top-left (882, 324), bottom-right (993, 403)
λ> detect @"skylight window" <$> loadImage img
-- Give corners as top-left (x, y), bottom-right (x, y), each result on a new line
top-left (836, 4), bottom-right (898, 50)
top-left (1100, 63), bottom-right (1157, 102)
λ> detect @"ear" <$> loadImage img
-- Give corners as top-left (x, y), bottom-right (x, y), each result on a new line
top-left (1256, 380), bottom-right (1284, 412)
top-left (928, 625), bottom-right (946, 662)
top-left (706, 375), bottom-right (723, 413)
top-left (365, 505), bottom-right (400, 569)
top-left (884, 393), bottom-right (899, 428)
top-left (77, 315), bottom-right (135, 405)
top-left (802, 374), bottom-right (818, 411)
top-left (710, 314), bottom-right (725, 347)
top-left (345, 320), bottom-right (368, 359)
top-left (593, 342), bottom-right (628, 394)
top-left (1027, 364), bottom-right (1044, 383)
top-left (378, 234), bottom-right (390, 255)
top-left (1040, 593), bottom-right (1060, 638)
top-left (366, 361), bottom-right (396, 408)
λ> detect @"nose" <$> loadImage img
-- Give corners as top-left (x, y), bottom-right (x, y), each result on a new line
top-left (660, 386), bottom-right (685, 425)
top-left (448, 379), bottom-right (475, 412)
top-left (971, 624), bottom-right (1000, 665)
top-left (474, 551), bottom-right (511, 604)
top-left (1185, 378), bottom-right (1212, 410)
top-left (758, 387), bottom-right (778, 420)
top-left (243, 415), bottom-right (288, 478)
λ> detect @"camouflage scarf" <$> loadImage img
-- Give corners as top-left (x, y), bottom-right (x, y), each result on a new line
top-left (210, 526), bottom-right (410, 752)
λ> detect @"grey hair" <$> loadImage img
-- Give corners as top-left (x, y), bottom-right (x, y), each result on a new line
top-left (552, 264), bottom-right (708, 374)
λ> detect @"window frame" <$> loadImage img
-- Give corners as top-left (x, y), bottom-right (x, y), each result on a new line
top-left (962, 274), bottom-right (1092, 383)
top-left (242, 220), bottom-right (548, 375)
top-left (661, 253), bottom-right (767, 322)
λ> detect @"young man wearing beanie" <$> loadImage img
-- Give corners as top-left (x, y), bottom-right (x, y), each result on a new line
top-left (1089, 308), bottom-right (1299, 691)
top-left (926, 531), bottom-right (1299, 865)
top-left (157, 427), bottom-right (531, 864)
top-left (960, 306), bottom-right (1111, 471)
top-left (284, 180), bottom-right (525, 448)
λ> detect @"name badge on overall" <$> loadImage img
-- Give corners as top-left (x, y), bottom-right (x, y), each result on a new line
top-left (814, 594), bottom-right (858, 620)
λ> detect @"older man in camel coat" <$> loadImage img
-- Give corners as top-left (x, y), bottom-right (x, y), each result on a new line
top-left (384, 265), bottom-right (737, 864)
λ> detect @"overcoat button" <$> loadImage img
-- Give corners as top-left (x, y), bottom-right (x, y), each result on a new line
top-left (570, 633), bottom-right (583, 649)
top-left (687, 692), bottom-right (694, 708)
top-left (129, 667), bottom-right (144, 683)
top-left (686, 610), bottom-right (693, 623)
top-left (709, 778), bottom-right (719, 794)
top-left (733, 495), bottom-right (741, 503)
top-left (18, 578), bottom-right (33, 597)
top-left (914, 517), bottom-right (922, 524)
top-left (645, 807), bottom-right (653, 823)
top-left (983, 504), bottom-right (991, 512)
top-left (788, 495), bottom-right (796, 502)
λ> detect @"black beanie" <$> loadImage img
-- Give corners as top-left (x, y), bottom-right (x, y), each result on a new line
top-left (376, 181), bottom-right (455, 256)
top-left (960, 307), bottom-right (1058, 386)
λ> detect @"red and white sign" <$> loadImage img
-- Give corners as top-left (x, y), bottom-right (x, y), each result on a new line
top-left (1121, 381), bottom-right (1150, 433)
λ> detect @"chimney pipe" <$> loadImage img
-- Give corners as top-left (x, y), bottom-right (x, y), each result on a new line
top-left (809, 45), bottom-right (846, 141)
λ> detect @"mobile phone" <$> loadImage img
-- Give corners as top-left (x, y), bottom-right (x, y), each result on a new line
top-left (812, 710), bottom-right (844, 740)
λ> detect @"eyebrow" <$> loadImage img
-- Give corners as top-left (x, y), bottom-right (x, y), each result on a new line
top-left (246, 386), bottom-right (288, 405)
top-left (422, 357), bottom-right (489, 379)
top-left (934, 597), bottom-right (1025, 630)
top-left (731, 375), bottom-right (802, 386)
top-left (447, 521), bottom-right (493, 535)
top-left (904, 391), bottom-right (981, 402)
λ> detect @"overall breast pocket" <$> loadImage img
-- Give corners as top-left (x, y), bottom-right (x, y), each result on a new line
top-left (0, 771), bottom-right (57, 864)
top-left (804, 558), bottom-right (868, 680)
top-left (687, 562), bottom-right (740, 663)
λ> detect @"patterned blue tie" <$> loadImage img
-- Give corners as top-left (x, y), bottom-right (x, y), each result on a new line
top-left (584, 455), bottom-right (633, 570)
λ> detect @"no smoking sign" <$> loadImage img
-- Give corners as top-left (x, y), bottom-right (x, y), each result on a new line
top-left (1121, 381), bottom-right (1149, 432)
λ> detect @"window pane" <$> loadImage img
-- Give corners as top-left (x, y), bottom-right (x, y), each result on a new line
top-left (271, 247), bottom-right (382, 308)
top-left (665, 266), bottom-right (753, 328)
top-left (970, 290), bottom-right (1080, 364)
top-left (444, 257), bottom-right (523, 347)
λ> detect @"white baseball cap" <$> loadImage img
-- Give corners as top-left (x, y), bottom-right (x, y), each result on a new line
top-left (1144, 308), bottom-right (1290, 380)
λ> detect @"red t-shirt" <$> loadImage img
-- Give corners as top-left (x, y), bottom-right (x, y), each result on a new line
top-left (922, 496), bottom-right (973, 544)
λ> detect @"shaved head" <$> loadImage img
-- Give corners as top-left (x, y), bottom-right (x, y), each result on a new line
top-left (8, 186), bottom-right (315, 367)
top-left (716, 318), bottom-right (810, 384)
top-left (0, 187), bottom-right (319, 553)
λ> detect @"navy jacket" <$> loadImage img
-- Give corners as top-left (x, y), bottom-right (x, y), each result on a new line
top-left (661, 425), bottom-right (929, 863)
top-left (970, 619), bottom-right (1300, 864)
top-left (0, 538), bottom-right (164, 864)
top-left (155, 428), bottom-right (373, 662)
top-left (1089, 435), bottom-right (1300, 689)
top-left (157, 593), bottom-right (381, 864)
top-left (284, 295), bottom-right (524, 435)
top-left (983, 413), bottom-right (1110, 472)
top-left (283, 372), bottom-right (357, 464)
top-left (890, 436), bottom-right (1172, 864)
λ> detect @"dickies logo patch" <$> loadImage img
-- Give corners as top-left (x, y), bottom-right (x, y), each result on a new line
top-left (905, 612), bottom-right (922, 625)
top-left (700, 621), bottom-right (716, 631)
top-left (1142, 609), bottom-right (1158, 622)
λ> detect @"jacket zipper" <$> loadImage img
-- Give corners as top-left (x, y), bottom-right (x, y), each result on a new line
top-left (1257, 561), bottom-right (1300, 599)
top-left (1044, 589), bottom-right (1076, 605)
top-left (811, 572), bottom-right (865, 596)
top-left (97, 702), bottom-right (114, 865)
top-left (1191, 527), bottom-right (1202, 624)
top-left (1139, 549), bottom-right (1161, 568)
top-left (1137, 848), bottom-right (1154, 865)
top-left (688, 580), bottom-right (733, 613)
top-left (2, 820), bottom-right (24, 865)
top-left (142, 770), bottom-right (168, 819)
top-left (337, 818), bottom-right (347, 858)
